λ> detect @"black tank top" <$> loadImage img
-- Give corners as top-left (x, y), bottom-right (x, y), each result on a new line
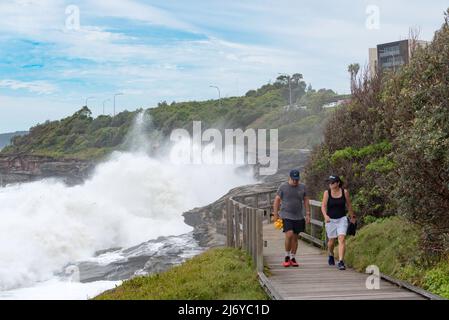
top-left (327, 188), bottom-right (346, 219)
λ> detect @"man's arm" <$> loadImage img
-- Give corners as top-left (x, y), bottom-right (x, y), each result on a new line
top-left (304, 196), bottom-right (311, 224)
top-left (273, 195), bottom-right (281, 222)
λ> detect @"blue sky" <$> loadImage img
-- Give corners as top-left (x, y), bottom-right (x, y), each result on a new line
top-left (0, 0), bottom-right (448, 132)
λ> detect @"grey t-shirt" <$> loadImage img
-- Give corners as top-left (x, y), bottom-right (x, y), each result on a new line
top-left (276, 182), bottom-right (307, 220)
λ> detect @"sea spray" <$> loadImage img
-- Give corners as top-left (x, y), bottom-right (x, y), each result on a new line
top-left (0, 113), bottom-right (256, 292)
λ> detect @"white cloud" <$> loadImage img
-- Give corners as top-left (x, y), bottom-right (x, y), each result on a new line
top-left (1, 0), bottom-right (448, 130)
top-left (0, 94), bottom-right (79, 133)
top-left (84, 0), bottom-right (196, 32)
top-left (0, 80), bottom-right (57, 95)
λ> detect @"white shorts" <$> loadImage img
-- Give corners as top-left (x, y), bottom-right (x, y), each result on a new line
top-left (325, 216), bottom-right (348, 239)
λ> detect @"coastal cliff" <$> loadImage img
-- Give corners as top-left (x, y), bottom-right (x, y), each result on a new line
top-left (0, 154), bottom-right (93, 186)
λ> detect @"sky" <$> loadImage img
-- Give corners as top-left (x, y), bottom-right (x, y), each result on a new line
top-left (0, 0), bottom-right (448, 132)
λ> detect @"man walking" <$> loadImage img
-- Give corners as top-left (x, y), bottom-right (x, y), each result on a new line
top-left (273, 169), bottom-right (310, 267)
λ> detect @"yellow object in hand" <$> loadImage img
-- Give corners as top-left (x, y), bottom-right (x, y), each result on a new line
top-left (274, 218), bottom-right (283, 230)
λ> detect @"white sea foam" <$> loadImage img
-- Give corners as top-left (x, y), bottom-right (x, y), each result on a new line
top-left (0, 112), bottom-right (256, 296)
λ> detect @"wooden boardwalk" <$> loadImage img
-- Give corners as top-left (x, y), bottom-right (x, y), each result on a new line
top-left (262, 224), bottom-right (426, 300)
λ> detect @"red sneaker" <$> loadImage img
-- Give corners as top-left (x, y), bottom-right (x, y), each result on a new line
top-left (290, 257), bottom-right (299, 267)
top-left (282, 256), bottom-right (290, 267)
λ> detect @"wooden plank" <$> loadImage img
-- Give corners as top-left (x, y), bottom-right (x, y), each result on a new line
top-left (309, 199), bottom-right (322, 207)
top-left (299, 232), bottom-right (324, 248)
top-left (310, 218), bottom-right (324, 227)
top-left (285, 292), bottom-right (425, 300)
top-left (258, 272), bottom-right (283, 300)
top-left (380, 273), bottom-right (445, 300)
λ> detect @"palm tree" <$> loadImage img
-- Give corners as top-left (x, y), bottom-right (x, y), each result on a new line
top-left (348, 63), bottom-right (360, 93)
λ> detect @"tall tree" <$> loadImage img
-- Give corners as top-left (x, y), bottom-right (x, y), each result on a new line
top-left (348, 63), bottom-right (360, 93)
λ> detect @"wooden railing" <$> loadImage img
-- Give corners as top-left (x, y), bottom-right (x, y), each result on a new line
top-left (225, 188), bottom-right (326, 271)
top-left (226, 190), bottom-right (274, 273)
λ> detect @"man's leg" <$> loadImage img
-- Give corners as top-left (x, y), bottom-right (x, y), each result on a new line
top-left (285, 230), bottom-right (293, 253)
top-left (283, 230), bottom-right (294, 267)
top-left (289, 232), bottom-right (299, 266)
top-left (290, 233), bottom-right (299, 255)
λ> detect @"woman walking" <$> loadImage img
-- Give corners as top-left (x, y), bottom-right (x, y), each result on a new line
top-left (321, 175), bottom-right (356, 270)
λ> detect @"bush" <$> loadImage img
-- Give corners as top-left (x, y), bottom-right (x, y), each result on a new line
top-left (94, 248), bottom-right (268, 300)
top-left (306, 9), bottom-right (449, 255)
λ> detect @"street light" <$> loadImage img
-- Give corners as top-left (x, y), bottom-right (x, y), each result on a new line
top-left (102, 99), bottom-right (111, 115)
top-left (85, 96), bottom-right (95, 108)
top-left (278, 73), bottom-right (292, 107)
top-left (209, 85), bottom-right (221, 107)
top-left (113, 93), bottom-right (124, 116)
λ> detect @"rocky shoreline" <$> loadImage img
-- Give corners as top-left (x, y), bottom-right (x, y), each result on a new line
top-left (0, 154), bottom-right (94, 186)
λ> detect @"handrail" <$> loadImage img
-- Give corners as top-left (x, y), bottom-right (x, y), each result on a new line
top-left (226, 188), bottom-right (326, 273)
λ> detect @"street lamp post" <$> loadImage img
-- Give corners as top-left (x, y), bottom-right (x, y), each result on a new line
top-left (103, 99), bottom-right (111, 115)
top-left (113, 93), bottom-right (124, 116)
top-left (209, 85), bottom-right (221, 107)
top-left (85, 96), bottom-right (95, 108)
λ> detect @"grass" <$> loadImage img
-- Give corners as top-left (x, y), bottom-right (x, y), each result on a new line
top-left (345, 216), bottom-right (449, 298)
top-left (94, 247), bottom-right (269, 300)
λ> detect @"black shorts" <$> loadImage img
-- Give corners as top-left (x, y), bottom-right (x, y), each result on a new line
top-left (283, 219), bottom-right (305, 234)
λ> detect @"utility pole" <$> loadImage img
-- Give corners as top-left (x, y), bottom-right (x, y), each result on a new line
top-left (209, 85), bottom-right (221, 107)
top-left (85, 96), bottom-right (95, 108)
top-left (113, 93), bottom-right (124, 116)
top-left (102, 99), bottom-right (111, 115)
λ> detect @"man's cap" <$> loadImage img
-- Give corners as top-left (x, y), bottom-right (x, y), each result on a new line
top-left (326, 175), bottom-right (341, 183)
top-left (289, 169), bottom-right (300, 180)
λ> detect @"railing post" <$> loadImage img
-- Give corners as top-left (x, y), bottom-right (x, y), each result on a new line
top-left (246, 207), bottom-right (250, 253)
top-left (256, 210), bottom-right (264, 272)
top-left (232, 204), bottom-right (237, 248)
top-left (247, 208), bottom-right (251, 255)
top-left (310, 205), bottom-right (315, 239)
top-left (226, 199), bottom-right (232, 247)
top-left (252, 208), bottom-right (257, 263)
top-left (236, 205), bottom-right (241, 248)
top-left (242, 207), bottom-right (247, 251)
top-left (249, 208), bottom-right (253, 256)
top-left (267, 193), bottom-right (272, 223)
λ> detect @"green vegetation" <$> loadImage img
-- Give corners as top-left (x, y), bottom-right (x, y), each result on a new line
top-left (345, 217), bottom-right (449, 298)
top-left (305, 8), bottom-right (449, 296)
top-left (1, 107), bottom-right (138, 160)
top-left (305, 9), bottom-right (449, 250)
top-left (94, 247), bottom-right (268, 300)
top-left (1, 74), bottom-right (346, 159)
